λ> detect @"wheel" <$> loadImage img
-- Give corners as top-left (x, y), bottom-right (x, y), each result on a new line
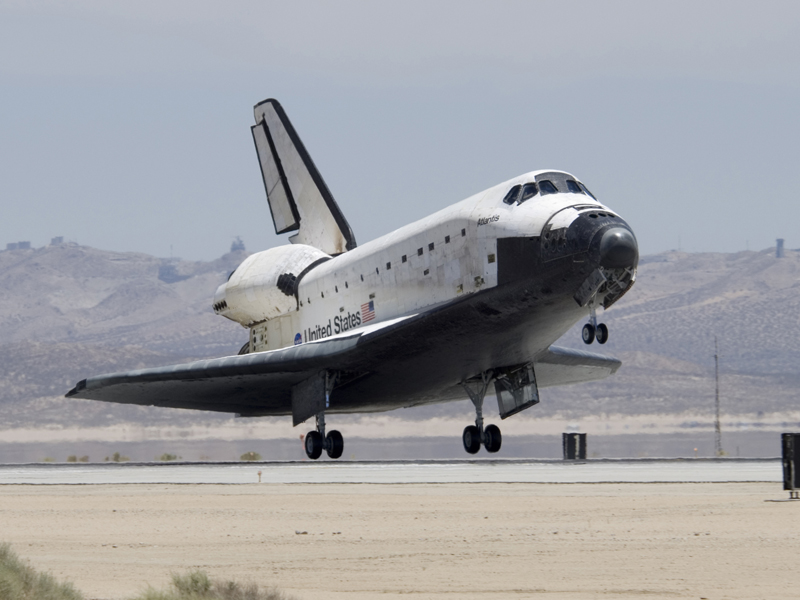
top-left (596, 323), bottom-right (609, 344)
top-left (326, 430), bottom-right (344, 459)
top-left (304, 431), bottom-right (323, 460)
top-left (462, 425), bottom-right (481, 454)
top-left (484, 424), bottom-right (502, 453)
top-left (582, 323), bottom-right (595, 344)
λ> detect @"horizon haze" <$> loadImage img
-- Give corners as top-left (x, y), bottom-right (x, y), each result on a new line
top-left (2, 1), bottom-right (799, 260)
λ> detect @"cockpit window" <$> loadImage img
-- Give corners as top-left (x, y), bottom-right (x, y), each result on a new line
top-left (502, 185), bottom-right (521, 205)
top-left (519, 183), bottom-right (538, 204)
top-left (566, 180), bottom-right (582, 194)
top-left (577, 182), bottom-right (596, 200)
top-left (538, 180), bottom-right (558, 195)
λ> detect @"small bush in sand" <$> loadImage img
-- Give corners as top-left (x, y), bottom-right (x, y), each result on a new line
top-left (158, 453), bottom-right (180, 462)
top-left (105, 452), bottom-right (130, 463)
top-left (0, 543), bottom-right (83, 600)
top-left (1, 546), bottom-right (292, 600)
top-left (240, 452), bottom-right (262, 461)
top-left (134, 570), bottom-right (292, 600)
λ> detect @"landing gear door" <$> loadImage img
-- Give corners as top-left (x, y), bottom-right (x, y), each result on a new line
top-left (494, 364), bottom-right (540, 420)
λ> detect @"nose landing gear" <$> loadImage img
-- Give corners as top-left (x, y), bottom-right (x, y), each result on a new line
top-left (582, 304), bottom-right (609, 345)
top-left (461, 372), bottom-right (502, 454)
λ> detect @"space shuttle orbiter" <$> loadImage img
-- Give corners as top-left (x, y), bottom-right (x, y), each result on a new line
top-left (68, 98), bottom-right (638, 460)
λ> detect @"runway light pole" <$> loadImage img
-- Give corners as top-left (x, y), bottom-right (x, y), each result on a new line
top-left (714, 337), bottom-right (723, 457)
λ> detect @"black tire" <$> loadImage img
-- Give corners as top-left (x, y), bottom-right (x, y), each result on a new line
top-left (596, 323), bottom-right (609, 344)
top-left (462, 425), bottom-right (481, 454)
top-left (326, 430), bottom-right (344, 459)
top-left (484, 424), bottom-right (502, 453)
top-left (304, 431), bottom-right (323, 460)
top-left (582, 323), bottom-right (595, 344)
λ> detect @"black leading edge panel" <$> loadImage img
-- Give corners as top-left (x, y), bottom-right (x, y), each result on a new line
top-left (497, 237), bottom-right (539, 286)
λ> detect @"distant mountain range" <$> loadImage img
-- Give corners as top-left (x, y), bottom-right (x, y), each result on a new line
top-left (0, 243), bottom-right (245, 428)
top-left (1, 243), bottom-right (798, 430)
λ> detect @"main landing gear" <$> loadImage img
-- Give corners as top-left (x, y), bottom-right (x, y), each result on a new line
top-left (461, 372), bottom-right (502, 454)
top-left (582, 303), bottom-right (609, 345)
top-left (304, 412), bottom-right (343, 460)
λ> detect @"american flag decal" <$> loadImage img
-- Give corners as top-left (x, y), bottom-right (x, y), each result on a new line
top-left (361, 300), bottom-right (375, 323)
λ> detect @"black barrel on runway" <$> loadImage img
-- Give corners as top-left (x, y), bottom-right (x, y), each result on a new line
top-left (782, 433), bottom-right (800, 491)
top-left (563, 433), bottom-right (587, 460)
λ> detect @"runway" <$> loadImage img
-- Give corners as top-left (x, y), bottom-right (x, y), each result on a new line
top-left (0, 458), bottom-right (781, 485)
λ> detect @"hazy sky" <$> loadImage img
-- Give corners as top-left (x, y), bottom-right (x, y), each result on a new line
top-left (1, 1), bottom-right (799, 260)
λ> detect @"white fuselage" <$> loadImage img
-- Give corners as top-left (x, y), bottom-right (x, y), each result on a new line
top-left (214, 170), bottom-right (615, 352)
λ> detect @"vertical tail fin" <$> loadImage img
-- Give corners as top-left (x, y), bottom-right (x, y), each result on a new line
top-left (251, 99), bottom-right (357, 255)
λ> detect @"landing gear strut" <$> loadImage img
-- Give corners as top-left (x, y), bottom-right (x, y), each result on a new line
top-left (302, 373), bottom-right (344, 461)
top-left (461, 372), bottom-right (502, 454)
top-left (582, 303), bottom-right (609, 345)
top-left (304, 412), bottom-right (344, 460)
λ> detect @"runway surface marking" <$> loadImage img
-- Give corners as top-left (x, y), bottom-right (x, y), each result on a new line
top-left (0, 459), bottom-right (781, 485)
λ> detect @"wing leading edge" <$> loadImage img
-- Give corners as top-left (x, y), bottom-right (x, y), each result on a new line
top-left (65, 315), bottom-right (419, 417)
top-left (66, 334), bottom-right (361, 416)
top-left (67, 322), bottom-right (621, 418)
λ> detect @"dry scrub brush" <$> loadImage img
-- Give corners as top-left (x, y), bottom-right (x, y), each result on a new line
top-left (134, 570), bottom-right (292, 600)
top-left (0, 543), bottom-right (83, 600)
top-left (1, 544), bottom-right (293, 600)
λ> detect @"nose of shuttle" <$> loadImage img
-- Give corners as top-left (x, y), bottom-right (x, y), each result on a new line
top-left (598, 227), bottom-right (638, 269)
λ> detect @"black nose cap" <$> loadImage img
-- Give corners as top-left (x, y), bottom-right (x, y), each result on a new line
top-left (599, 227), bottom-right (638, 268)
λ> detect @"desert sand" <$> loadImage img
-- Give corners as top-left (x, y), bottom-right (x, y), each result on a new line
top-left (0, 482), bottom-right (796, 599)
